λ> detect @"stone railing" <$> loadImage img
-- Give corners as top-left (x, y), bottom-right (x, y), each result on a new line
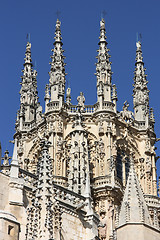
top-left (68, 105), bottom-right (95, 114)
top-left (93, 175), bottom-right (111, 188)
top-left (92, 175), bottom-right (123, 192)
top-left (134, 120), bottom-right (146, 130)
top-left (22, 121), bottom-right (37, 131)
top-left (47, 101), bottom-right (59, 111)
top-left (144, 194), bottom-right (160, 208)
top-left (53, 183), bottom-right (85, 209)
top-left (102, 101), bottom-right (114, 111)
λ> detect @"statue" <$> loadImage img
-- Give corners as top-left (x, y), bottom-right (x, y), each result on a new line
top-left (119, 101), bottom-right (134, 123)
top-left (36, 103), bottom-right (42, 122)
top-left (99, 210), bottom-right (107, 240)
top-left (77, 92), bottom-right (85, 111)
top-left (146, 157), bottom-right (152, 173)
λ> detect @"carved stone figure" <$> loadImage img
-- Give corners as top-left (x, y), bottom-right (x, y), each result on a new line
top-left (146, 157), bottom-right (152, 173)
top-left (77, 92), bottom-right (85, 111)
top-left (119, 101), bottom-right (134, 123)
top-left (99, 211), bottom-right (107, 240)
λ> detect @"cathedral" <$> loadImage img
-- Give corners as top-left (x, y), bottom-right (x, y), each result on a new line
top-left (0, 18), bottom-right (160, 240)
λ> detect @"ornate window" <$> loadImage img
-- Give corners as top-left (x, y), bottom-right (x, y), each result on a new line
top-left (116, 149), bottom-right (130, 184)
top-left (116, 150), bottom-right (122, 180)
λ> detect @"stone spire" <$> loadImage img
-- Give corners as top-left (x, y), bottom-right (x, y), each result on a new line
top-left (49, 19), bottom-right (66, 108)
top-left (10, 139), bottom-right (19, 178)
top-left (33, 138), bottom-right (54, 240)
top-left (133, 41), bottom-right (149, 126)
top-left (118, 154), bottom-right (151, 227)
top-left (95, 18), bottom-right (112, 109)
top-left (17, 41), bottom-right (41, 131)
top-left (84, 171), bottom-right (93, 215)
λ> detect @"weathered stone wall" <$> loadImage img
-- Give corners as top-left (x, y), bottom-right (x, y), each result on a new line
top-left (61, 212), bottom-right (89, 240)
top-left (117, 224), bottom-right (160, 240)
top-left (0, 174), bottom-right (9, 210)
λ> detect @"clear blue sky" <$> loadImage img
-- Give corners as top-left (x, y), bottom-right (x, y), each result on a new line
top-left (0, 0), bottom-right (160, 179)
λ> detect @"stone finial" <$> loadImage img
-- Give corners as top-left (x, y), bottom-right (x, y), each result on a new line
top-left (84, 171), bottom-right (94, 215)
top-left (10, 139), bottom-right (19, 178)
top-left (45, 84), bottom-right (50, 100)
top-left (11, 139), bottom-right (18, 166)
top-left (66, 87), bottom-right (71, 105)
top-left (84, 171), bottom-right (91, 199)
top-left (150, 107), bottom-right (155, 123)
top-left (2, 150), bottom-right (11, 166)
top-left (112, 84), bottom-right (117, 100)
top-left (133, 40), bottom-right (149, 124)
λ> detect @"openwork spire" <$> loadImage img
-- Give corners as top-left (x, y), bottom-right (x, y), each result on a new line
top-left (49, 19), bottom-right (66, 105)
top-left (32, 138), bottom-right (54, 240)
top-left (96, 18), bottom-right (112, 107)
top-left (24, 42), bottom-right (33, 68)
top-left (21, 41), bottom-right (38, 106)
top-left (133, 41), bottom-right (149, 123)
top-left (16, 41), bottom-right (41, 131)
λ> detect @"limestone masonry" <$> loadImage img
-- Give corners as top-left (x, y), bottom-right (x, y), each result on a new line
top-left (0, 18), bottom-right (160, 240)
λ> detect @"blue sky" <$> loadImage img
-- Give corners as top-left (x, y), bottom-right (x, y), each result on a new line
top-left (0, 0), bottom-right (160, 178)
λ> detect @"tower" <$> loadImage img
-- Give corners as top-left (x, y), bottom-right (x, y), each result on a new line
top-left (0, 18), bottom-right (160, 240)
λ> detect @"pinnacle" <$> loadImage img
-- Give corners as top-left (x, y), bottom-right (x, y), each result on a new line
top-left (24, 41), bottom-right (33, 66)
top-left (54, 18), bottom-right (62, 43)
top-left (119, 156), bottom-right (151, 227)
top-left (12, 138), bottom-right (18, 164)
top-left (99, 18), bottom-right (107, 43)
top-left (48, 18), bottom-right (66, 101)
top-left (133, 39), bottom-right (149, 115)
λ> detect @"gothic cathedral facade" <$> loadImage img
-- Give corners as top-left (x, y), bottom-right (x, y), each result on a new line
top-left (0, 18), bottom-right (160, 240)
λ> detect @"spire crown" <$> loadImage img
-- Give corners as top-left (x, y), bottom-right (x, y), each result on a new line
top-left (54, 19), bottom-right (62, 43)
top-left (135, 41), bottom-right (143, 63)
top-left (99, 18), bottom-right (107, 43)
top-left (24, 42), bottom-right (32, 65)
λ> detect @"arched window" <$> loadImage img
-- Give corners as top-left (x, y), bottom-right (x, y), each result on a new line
top-left (116, 150), bottom-right (122, 180)
top-left (116, 149), bottom-right (130, 184)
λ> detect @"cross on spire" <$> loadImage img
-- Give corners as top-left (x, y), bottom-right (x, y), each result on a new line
top-left (101, 10), bottom-right (107, 19)
top-left (56, 10), bottom-right (61, 19)
top-left (26, 33), bottom-right (30, 42)
top-left (136, 32), bottom-right (142, 42)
